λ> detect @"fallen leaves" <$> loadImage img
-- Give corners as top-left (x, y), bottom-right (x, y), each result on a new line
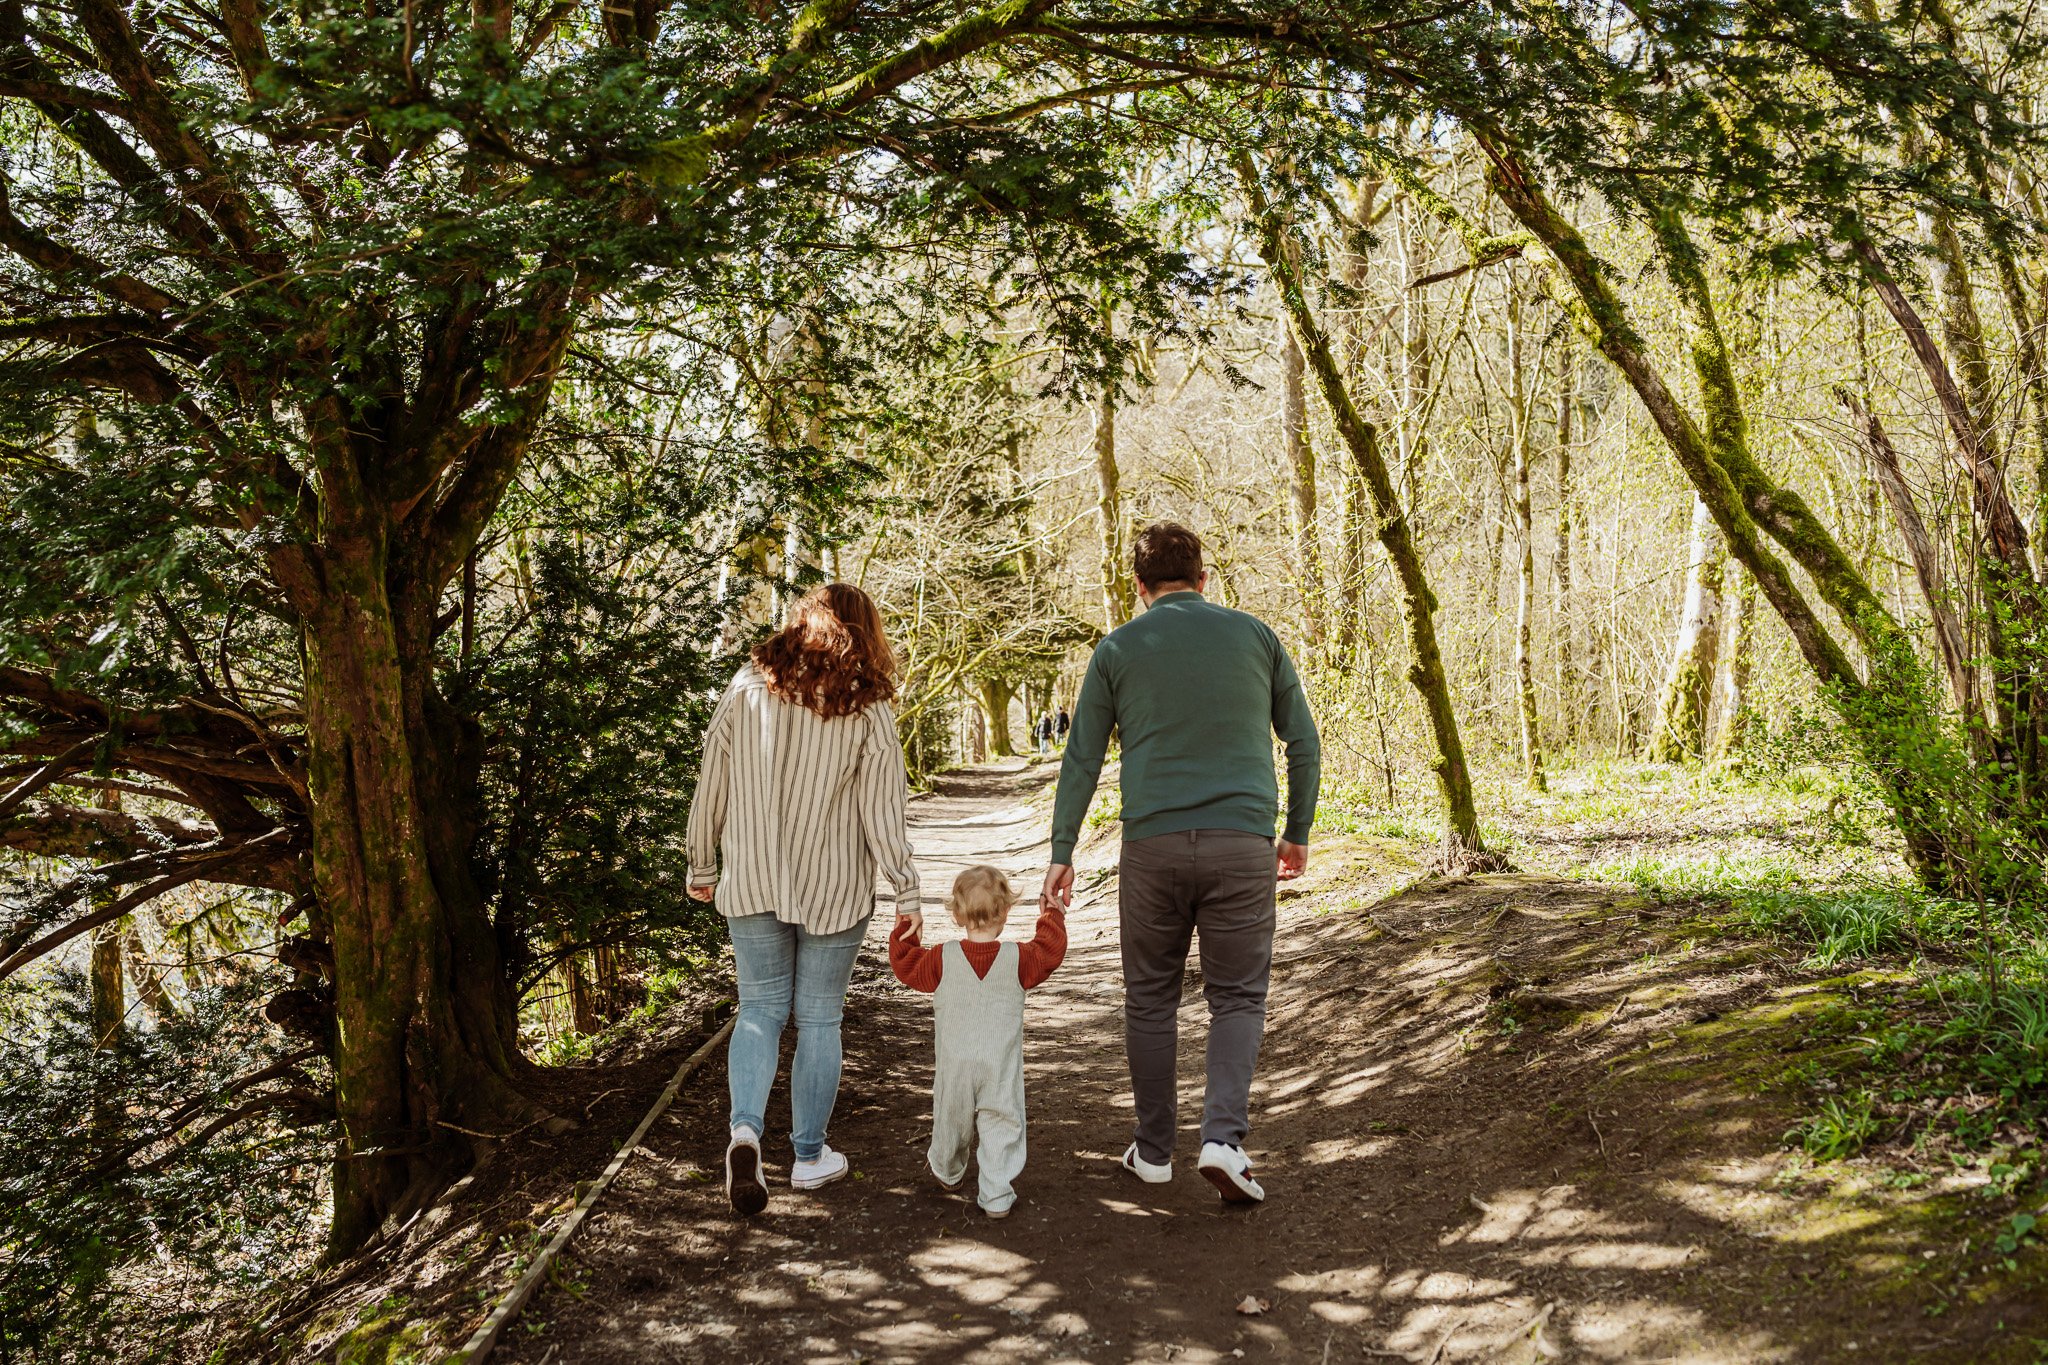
top-left (1235, 1294), bottom-right (1270, 1315)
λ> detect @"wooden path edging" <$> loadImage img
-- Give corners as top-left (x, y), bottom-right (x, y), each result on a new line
top-left (452, 1016), bottom-right (736, 1363)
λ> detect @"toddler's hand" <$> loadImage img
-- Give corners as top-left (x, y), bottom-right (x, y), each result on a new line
top-left (894, 910), bottom-right (924, 940)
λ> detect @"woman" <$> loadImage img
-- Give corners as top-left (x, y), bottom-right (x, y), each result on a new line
top-left (685, 583), bottom-right (922, 1217)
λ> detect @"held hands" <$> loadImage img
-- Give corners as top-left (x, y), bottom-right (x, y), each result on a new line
top-left (1039, 863), bottom-right (1074, 914)
top-left (894, 910), bottom-right (924, 940)
top-left (1277, 840), bottom-right (1308, 881)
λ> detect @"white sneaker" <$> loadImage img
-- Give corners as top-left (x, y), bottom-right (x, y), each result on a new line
top-left (1198, 1141), bottom-right (1265, 1204)
top-left (790, 1144), bottom-right (850, 1191)
top-left (1119, 1142), bottom-right (1172, 1184)
top-left (725, 1126), bottom-right (767, 1216)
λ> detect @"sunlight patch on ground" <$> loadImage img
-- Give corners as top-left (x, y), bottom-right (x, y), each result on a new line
top-left (1565, 1299), bottom-right (1795, 1362)
top-left (906, 1238), bottom-right (1053, 1311)
top-left (1296, 1135), bottom-right (1399, 1163)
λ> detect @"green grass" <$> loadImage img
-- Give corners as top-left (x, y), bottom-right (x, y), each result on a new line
top-left (1734, 886), bottom-right (1975, 968)
top-left (1581, 849), bottom-right (1806, 898)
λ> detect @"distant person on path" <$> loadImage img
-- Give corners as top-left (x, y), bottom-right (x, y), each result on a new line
top-left (1041, 522), bottom-right (1319, 1204)
top-left (687, 583), bottom-right (922, 1217)
top-left (890, 865), bottom-right (1067, 1218)
top-left (1033, 712), bottom-right (1052, 755)
top-left (1055, 705), bottom-right (1070, 744)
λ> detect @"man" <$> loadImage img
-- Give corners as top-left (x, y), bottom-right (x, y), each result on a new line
top-left (1054, 705), bottom-right (1070, 744)
top-left (1041, 522), bottom-right (1320, 1204)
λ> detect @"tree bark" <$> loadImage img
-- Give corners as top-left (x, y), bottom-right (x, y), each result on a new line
top-left (1507, 287), bottom-right (1546, 790)
top-left (1238, 152), bottom-right (1493, 865)
top-left (1279, 315), bottom-right (1326, 649)
top-left (1836, 387), bottom-right (1975, 717)
top-left (1712, 562), bottom-right (1758, 766)
top-left (1553, 340), bottom-right (1580, 755)
top-left (91, 922), bottom-right (124, 1049)
top-left (1330, 176), bottom-right (1382, 666)
top-left (303, 535), bottom-right (537, 1257)
top-left (975, 675), bottom-right (1017, 757)
top-left (1092, 301), bottom-right (1135, 633)
top-left (1645, 496), bottom-right (1726, 763)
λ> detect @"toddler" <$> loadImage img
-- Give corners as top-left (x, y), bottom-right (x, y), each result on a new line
top-left (890, 864), bottom-right (1066, 1217)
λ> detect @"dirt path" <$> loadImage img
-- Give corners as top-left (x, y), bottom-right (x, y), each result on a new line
top-left (495, 763), bottom-right (2039, 1365)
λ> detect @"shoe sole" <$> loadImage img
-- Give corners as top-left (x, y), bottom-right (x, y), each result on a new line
top-left (984, 1208), bottom-right (1011, 1220)
top-left (1199, 1162), bottom-right (1264, 1204)
top-left (791, 1165), bottom-right (849, 1191)
top-left (727, 1144), bottom-right (769, 1217)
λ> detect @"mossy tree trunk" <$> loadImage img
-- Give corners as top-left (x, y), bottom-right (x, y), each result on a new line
top-left (1482, 142), bottom-right (1970, 888)
top-left (1239, 153), bottom-right (1493, 866)
top-left (304, 529), bottom-right (542, 1256)
top-left (1644, 496), bottom-right (1726, 763)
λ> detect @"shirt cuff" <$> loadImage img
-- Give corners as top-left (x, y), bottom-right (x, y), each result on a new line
top-left (688, 867), bottom-right (717, 887)
top-left (1049, 839), bottom-right (1076, 865)
top-left (1280, 823), bottom-right (1312, 845)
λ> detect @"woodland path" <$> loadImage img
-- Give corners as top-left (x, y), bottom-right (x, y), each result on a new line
top-left (494, 762), bottom-right (2031, 1365)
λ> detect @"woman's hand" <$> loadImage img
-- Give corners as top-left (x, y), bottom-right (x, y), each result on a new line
top-left (894, 910), bottom-right (924, 940)
top-left (687, 882), bottom-right (717, 903)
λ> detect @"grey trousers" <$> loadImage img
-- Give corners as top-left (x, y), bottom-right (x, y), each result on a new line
top-left (1118, 828), bottom-right (1276, 1164)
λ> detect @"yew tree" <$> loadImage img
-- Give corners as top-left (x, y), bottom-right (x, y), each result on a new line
top-left (0, 0), bottom-right (1211, 1257)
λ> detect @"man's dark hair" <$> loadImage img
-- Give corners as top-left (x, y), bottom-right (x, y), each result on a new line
top-left (1133, 521), bottom-right (1204, 589)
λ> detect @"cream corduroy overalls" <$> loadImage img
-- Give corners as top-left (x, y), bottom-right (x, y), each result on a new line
top-left (927, 940), bottom-right (1028, 1213)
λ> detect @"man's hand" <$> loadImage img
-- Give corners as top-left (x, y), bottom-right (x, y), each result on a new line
top-left (687, 882), bottom-right (716, 903)
top-left (894, 910), bottom-right (924, 939)
top-left (1040, 863), bottom-right (1075, 913)
top-left (1276, 841), bottom-right (1308, 881)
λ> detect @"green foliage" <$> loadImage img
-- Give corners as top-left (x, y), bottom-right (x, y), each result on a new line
top-left (0, 965), bottom-right (327, 1360)
top-left (1791, 1092), bottom-right (1880, 1160)
top-left (467, 409), bottom-right (794, 990)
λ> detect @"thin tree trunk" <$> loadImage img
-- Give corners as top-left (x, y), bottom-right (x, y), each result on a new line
top-left (91, 923), bottom-right (124, 1049)
top-left (1280, 315), bottom-right (1326, 648)
top-left (123, 926), bottom-right (171, 1021)
top-left (1238, 152), bottom-right (1494, 866)
top-left (1837, 387), bottom-right (1975, 717)
top-left (1712, 562), bottom-right (1758, 765)
top-left (1852, 232), bottom-right (2037, 778)
top-left (1645, 496), bottom-right (1727, 763)
top-left (1553, 339), bottom-right (1580, 755)
top-left (1507, 288), bottom-right (1546, 790)
top-left (1331, 177), bottom-right (1381, 665)
top-left (90, 786), bottom-right (125, 1049)
top-left (1093, 301), bottom-right (1135, 632)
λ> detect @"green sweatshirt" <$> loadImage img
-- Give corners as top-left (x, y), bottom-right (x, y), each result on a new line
top-left (1050, 591), bottom-right (1321, 863)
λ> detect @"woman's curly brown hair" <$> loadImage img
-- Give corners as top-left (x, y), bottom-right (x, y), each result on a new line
top-left (752, 583), bottom-right (899, 719)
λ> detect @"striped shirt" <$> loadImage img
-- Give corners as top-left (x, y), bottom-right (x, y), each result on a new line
top-left (686, 663), bottom-right (920, 933)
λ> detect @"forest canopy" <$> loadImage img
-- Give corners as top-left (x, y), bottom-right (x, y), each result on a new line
top-left (3, 0), bottom-right (2047, 1353)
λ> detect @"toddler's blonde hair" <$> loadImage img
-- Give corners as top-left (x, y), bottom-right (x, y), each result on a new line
top-left (947, 864), bottom-right (1017, 932)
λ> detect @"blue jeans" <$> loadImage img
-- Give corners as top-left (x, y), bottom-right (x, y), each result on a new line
top-left (726, 913), bottom-right (870, 1161)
